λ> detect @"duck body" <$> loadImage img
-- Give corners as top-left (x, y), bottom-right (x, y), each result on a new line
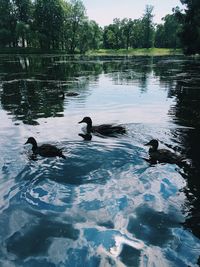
top-left (79, 117), bottom-right (126, 136)
top-left (145, 139), bottom-right (184, 164)
top-left (78, 133), bottom-right (92, 141)
top-left (66, 92), bottom-right (79, 96)
top-left (25, 137), bottom-right (66, 159)
top-left (59, 91), bottom-right (79, 99)
top-left (92, 124), bottom-right (126, 135)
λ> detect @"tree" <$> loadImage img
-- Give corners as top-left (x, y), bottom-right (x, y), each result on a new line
top-left (154, 24), bottom-right (165, 48)
top-left (12, 0), bottom-right (33, 47)
top-left (155, 13), bottom-right (182, 48)
top-left (103, 18), bottom-right (132, 49)
top-left (103, 25), bottom-right (116, 49)
top-left (103, 18), bottom-right (126, 49)
top-left (142, 5), bottom-right (154, 48)
top-left (77, 21), bottom-right (93, 53)
top-left (34, 0), bottom-right (65, 49)
top-left (60, 1), bottom-right (70, 50)
top-left (89, 21), bottom-right (102, 50)
top-left (0, 0), bottom-right (16, 47)
top-left (179, 0), bottom-right (200, 54)
top-left (65, 0), bottom-right (86, 53)
top-left (102, 14), bottom-right (156, 50)
top-left (130, 19), bottom-right (144, 48)
top-left (121, 18), bottom-right (133, 50)
top-left (81, 20), bottom-right (102, 51)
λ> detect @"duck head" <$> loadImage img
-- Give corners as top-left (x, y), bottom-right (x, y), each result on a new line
top-left (79, 116), bottom-right (92, 127)
top-left (25, 137), bottom-right (38, 150)
top-left (144, 139), bottom-right (159, 151)
top-left (59, 91), bottom-right (65, 99)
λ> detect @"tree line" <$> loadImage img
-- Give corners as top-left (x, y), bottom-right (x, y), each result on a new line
top-left (0, 0), bottom-right (199, 54)
top-left (103, 6), bottom-right (181, 50)
top-left (0, 0), bottom-right (102, 53)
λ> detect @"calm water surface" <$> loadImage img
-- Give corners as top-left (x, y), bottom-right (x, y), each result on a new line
top-left (0, 55), bottom-right (200, 266)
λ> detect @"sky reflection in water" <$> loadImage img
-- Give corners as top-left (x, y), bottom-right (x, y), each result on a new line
top-left (0, 55), bottom-right (200, 266)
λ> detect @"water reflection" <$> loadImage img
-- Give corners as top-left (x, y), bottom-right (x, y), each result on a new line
top-left (0, 55), bottom-right (103, 124)
top-left (6, 218), bottom-right (79, 259)
top-left (1, 79), bottom-right (65, 124)
top-left (153, 58), bottom-right (200, 240)
top-left (0, 56), bottom-right (163, 125)
top-left (1, 55), bottom-right (200, 266)
top-left (128, 205), bottom-right (182, 246)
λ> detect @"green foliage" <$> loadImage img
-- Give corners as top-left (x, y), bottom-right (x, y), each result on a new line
top-left (13, 0), bottom-right (32, 23)
top-left (142, 5), bottom-right (154, 48)
top-left (65, 0), bottom-right (86, 53)
top-left (103, 6), bottom-right (155, 50)
top-left (155, 12), bottom-right (182, 48)
top-left (130, 19), bottom-right (144, 48)
top-left (34, 0), bottom-right (65, 49)
top-left (0, 1), bottom-right (189, 53)
top-left (87, 48), bottom-right (182, 56)
top-left (0, 0), bottom-right (89, 51)
top-left (179, 0), bottom-right (200, 54)
top-left (103, 25), bottom-right (118, 49)
top-left (0, 0), bottom-right (16, 47)
top-left (11, 0), bottom-right (33, 47)
top-left (78, 20), bottom-right (102, 53)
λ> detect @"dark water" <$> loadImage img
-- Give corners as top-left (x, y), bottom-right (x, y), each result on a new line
top-left (0, 54), bottom-right (200, 266)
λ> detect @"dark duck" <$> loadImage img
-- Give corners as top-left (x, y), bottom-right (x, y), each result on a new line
top-left (59, 91), bottom-right (79, 99)
top-left (144, 139), bottom-right (185, 165)
top-left (78, 133), bottom-right (92, 141)
top-left (25, 137), bottom-right (66, 159)
top-left (78, 116), bottom-right (126, 136)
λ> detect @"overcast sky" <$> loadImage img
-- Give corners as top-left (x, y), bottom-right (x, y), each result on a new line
top-left (82, 0), bottom-right (183, 26)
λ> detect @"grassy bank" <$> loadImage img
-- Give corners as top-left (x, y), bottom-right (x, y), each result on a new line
top-left (87, 48), bottom-right (183, 56)
top-left (0, 47), bottom-right (183, 56)
top-left (0, 47), bottom-right (65, 55)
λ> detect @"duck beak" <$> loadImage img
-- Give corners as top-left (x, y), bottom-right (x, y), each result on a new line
top-left (78, 119), bottom-right (84, 124)
top-left (24, 141), bottom-right (28, 145)
top-left (144, 141), bottom-right (151, 146)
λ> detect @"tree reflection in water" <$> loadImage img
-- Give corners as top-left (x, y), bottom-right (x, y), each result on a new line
top-left (0, 55), bottom-right (200, 243)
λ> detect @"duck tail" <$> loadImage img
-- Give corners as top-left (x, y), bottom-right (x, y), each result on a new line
top-left (178, 158), bottom-right (192, 170)
top-left (118, 126), bottom-right (126, 134)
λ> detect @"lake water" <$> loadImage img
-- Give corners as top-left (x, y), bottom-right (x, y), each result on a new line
top-left (0, 55), bottom-right (200, 267)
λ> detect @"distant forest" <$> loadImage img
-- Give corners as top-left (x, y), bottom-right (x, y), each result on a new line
top-left (0, 0), bottom-right (199, 54)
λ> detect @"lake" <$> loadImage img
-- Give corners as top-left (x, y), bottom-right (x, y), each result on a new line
top-left (0, 54), bottom-right (200, 266)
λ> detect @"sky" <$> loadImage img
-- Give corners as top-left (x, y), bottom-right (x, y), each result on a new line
top-left (82, 0), bottom-right (183, 26)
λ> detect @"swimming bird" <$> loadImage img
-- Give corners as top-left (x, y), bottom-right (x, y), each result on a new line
top-left (78, 133), bottom-right (92, 141)
top-left (58, 91), bottom-right (65, 99)
top-left (66, 92), bottom-right (79, 96)
top-left (25, 137), bottom-right (66, 159)
top-left (144, 139), bottom-right (185, 165)
top-left (58, 91), bottom-right (79, 99)
top-left (78, 116), bottom-right (126, 136)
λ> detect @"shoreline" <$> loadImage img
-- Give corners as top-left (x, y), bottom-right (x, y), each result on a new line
top-left (0, 48), bottom-right (183, 56)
